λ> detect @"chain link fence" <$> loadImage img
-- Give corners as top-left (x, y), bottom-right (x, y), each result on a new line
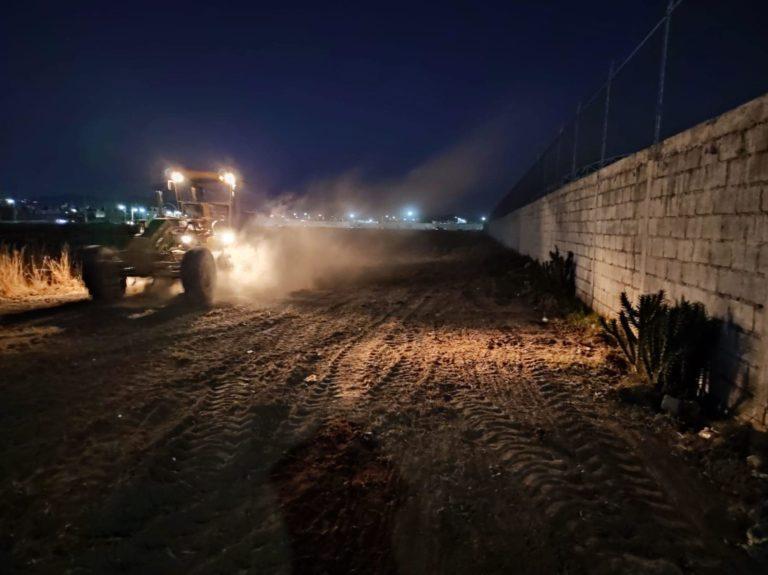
top-left (493, 0), bottom-right (768, 218)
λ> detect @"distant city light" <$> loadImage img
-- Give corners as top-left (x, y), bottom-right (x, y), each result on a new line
top-left (457, 217), bottom-right (467, 224)
top-left (5, 198), bottom-right (15, 205)
top-left (348, 212), bottom-right (356, 219)
top-left (117, 203), bottom-right (126, 211)
top-left (55, 218), bottom-right (68, 224)
top-left (481, 216), bottom-right (487, 222)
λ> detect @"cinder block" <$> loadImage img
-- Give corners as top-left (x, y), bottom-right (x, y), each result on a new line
top-left (694, 189), bottom-right (715, 216)
top-left (748, 152), bottom-right (768, 183)
top-left (678, 192), bottom-right (697, 216)
top-left (732, 242), bottom-right (760, 273)
top-left (719, 217), bottom-right (739, 241)
top-left (758, 243), bottom-right (768, 275)
top-left (745, 123), bottom-right (768, 154)
top-left (730, 300), bottom-right (755, 333)
top-left (649, 237), bottom-right (664, 257)
top-left (692, 239), bottom-right (711, 263)
top-left (663, 238), bottom-right (678, 258)
top-left (734, 187), bottom-right (761, 213)
top-left (716, 268), bottom-right (741, 297)
top-left (736, 274), bottom-right (766, 305)
top-left (686, 218), bottom-right (703, 238)
top-left (651, 177), bottom-right (668, 198)
top-left (700, 215), bottom-right (724, 240)
top-left (684, 147), bottom-right (703, 169)
top-left (676, 240), bottom-right (695, 261)
top-left (705, 162), bottom-right (728, 188)
top-left (710, 241), bottom-right (732, 267)
top-left (697, 264), bottom-right (718, 292)
top-left (666, 260), bottom-right (682, 282)
top-left (727, 157), bottom-right (749, 187)
top-left (717, 132), bottom-right (745, 161)
top-left (712, 189), bottom-right (737, 214)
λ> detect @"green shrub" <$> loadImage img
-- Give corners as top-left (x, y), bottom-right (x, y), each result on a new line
top-left (601, 290), bottom-right (720, 400)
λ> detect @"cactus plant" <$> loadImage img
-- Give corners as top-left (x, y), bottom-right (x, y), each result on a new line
top-left (601, 291), bottom-right (719, 401)
top-left (541, 247), bottom-right (575, 296)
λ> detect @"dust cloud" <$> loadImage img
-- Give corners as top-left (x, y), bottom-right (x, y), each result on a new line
top-left (214, 227), bottom-right (413, 301)
top-left (262, 112), bottom-right (517, 218)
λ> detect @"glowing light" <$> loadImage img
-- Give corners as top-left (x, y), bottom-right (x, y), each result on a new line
top-left (481, 216), bottom-right (487, 222)
top-left (55, 218), bottom-right (68, 224)
top-left (221, 172), bottom-right (237, 187)
top-left (170, 171), bottom-right (185, 184)
top-left (181, 234), bottom-right (194, 245)
top-left (348, 212), bottom-right (356, 219)
top-left (217, 229), bottom-right (236, 245)
top-left (5, 198), bottom-right (15, 205)
top-left (117, 203), bottom-right (126, 211)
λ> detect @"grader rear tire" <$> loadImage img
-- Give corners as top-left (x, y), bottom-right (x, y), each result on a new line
top-left (81, 246), bottom-right (126, 302)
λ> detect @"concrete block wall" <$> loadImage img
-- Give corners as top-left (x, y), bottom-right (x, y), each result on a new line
top-left (489, 93), bottom-right (768, 428)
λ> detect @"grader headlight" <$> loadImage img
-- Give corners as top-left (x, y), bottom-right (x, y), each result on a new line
top-left (216, 229), bottom-right (236, 246)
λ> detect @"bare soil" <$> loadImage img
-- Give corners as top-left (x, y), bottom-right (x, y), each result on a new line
top-left (0, 231), bottom-right (763, 574)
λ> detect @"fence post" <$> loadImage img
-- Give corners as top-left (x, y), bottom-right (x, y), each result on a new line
top-left (571, 102), bottom-right (581, 178)
top-left (554, 126), bottom-right (564, 184)
top-left (600, 61), bottom-right (614, 167)
top-left (654, 0), bottom-right (674, 144)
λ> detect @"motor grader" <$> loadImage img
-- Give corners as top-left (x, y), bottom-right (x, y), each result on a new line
top-left (82, 169), bottom-right (238, 305)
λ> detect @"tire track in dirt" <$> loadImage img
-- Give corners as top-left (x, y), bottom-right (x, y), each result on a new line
top-left (169, 288), bottom-right (434, 574)
top-left (6, 294), bottom-right (383, 572)
top-left (447, 321), bottom-right (730, 574)
top-left (530, 375), bottom-right (724, 572)
top-left (66, 289), bottom-right (420, 573)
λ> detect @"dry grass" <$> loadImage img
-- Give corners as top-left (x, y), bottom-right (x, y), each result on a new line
top-left (0, 243), bottom-right (84, 299)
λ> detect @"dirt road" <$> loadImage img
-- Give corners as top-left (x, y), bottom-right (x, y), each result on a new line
top-left (0, 231), bottom-right (760, 574)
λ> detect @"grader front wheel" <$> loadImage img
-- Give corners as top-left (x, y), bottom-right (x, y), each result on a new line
top-left (181, 247), bottom-right (216, 306)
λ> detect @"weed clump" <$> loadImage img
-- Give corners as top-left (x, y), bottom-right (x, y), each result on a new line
top-left (0, 243), bottom-right (83, 299)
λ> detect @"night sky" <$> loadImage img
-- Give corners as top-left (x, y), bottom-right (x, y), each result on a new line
top-left (2, 1), bottom-right (767, 216)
